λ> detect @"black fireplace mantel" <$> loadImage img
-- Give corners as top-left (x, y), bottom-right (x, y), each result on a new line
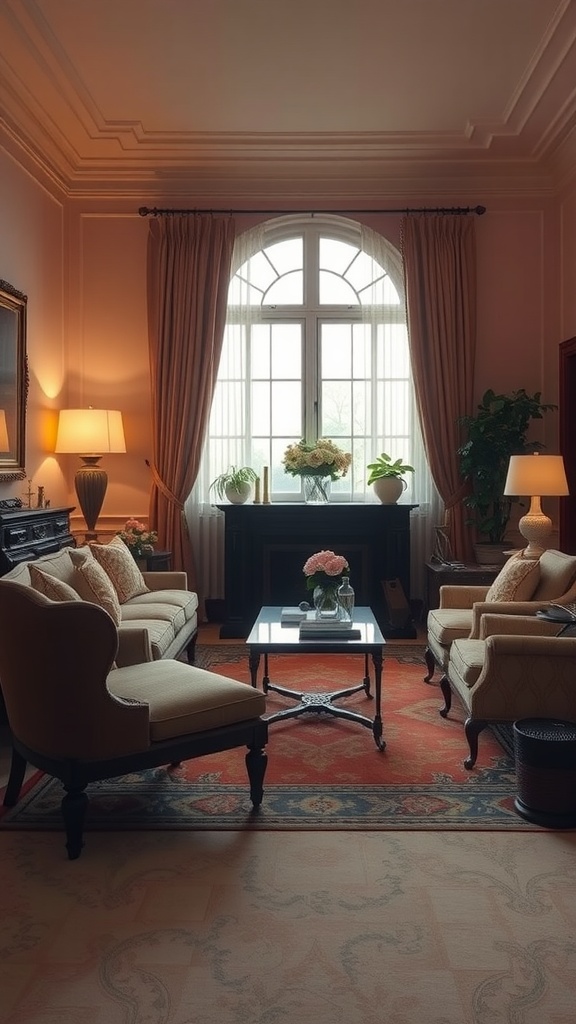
top-left (216, 502), bottom-right (417, 639)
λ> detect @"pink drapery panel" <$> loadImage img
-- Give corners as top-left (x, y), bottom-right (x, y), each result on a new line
top-left (402, 215), bottom-right (477, 562)
top-left (146, 215), bottom-right (236, 582)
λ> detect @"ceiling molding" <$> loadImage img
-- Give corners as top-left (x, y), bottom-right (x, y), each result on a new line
top-left (1, 0), bottom-right (575, 199)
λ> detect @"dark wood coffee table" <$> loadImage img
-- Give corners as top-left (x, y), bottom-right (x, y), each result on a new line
top-left (246, 606), bottom-right (386, 750)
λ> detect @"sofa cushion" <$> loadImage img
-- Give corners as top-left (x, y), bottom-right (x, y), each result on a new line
top-left (485, 557), bottom-right (540, 602)
top-left (533, 549), bottom-right (576, 601)
top-left (90, 535), bottom-right (149, 603)
top-left (118, 616), bottom-right (176, 659)
top-left (108, 659), bottom-right (266, 742)
top-left (449, 638), bottom-right (485, 689)
top-left (427, 607), bottom-right (473, 646)
top-left (120, 600), bottom-right (186, 632)
top-left (29, 564), bottom-right (81, 602)
top-left (70, 554), bottom-right (122, 626)
top-left (124, 588), bottom-right (198, 622)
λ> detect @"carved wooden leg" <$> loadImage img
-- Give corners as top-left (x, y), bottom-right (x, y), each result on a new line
top-left (245, 744), bottom-right (268, 810)
top-left (424, 646), bottom-right (436, 683)
top-left (61, 787), bottom-right (88, 860)
top-left (463, 718), bottom-right (488, 770)
top-left (3, 747), bottom-right (27, 807)
top-left (438, 675), bottom-right (452, 717)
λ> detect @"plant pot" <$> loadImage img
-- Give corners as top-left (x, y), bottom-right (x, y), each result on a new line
top-left (473, 542), bottom-right (510, 566)
top-left (372, 477), bottom-right (405, 504)
top-left (225, 482), bottom-right (252, 504)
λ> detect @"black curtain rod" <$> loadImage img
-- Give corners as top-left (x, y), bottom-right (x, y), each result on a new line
top-left (139, 204), bottom-right (486, 218)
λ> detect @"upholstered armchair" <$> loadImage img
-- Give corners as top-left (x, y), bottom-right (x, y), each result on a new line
top-left (425, 548), bottom-right (576, 682)
top-left (0, 581), bottom-right (268, 859)
top-left (438, 611), bottom-right (576, 768)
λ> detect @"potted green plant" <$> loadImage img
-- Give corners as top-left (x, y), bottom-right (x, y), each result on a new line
top-left (209, 465), bottom-right (258, 504)
top-left (458, 388), bottom-right (557, 562)
top-left (367, 453), bottom-right (415, 504)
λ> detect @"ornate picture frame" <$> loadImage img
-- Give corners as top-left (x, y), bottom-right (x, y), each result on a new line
top-left (0, 279), bottom-right (27, 481)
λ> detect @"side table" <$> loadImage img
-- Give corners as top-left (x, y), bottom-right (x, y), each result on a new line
top-left (535, 608), bottom-right (576, 637)
top-left (425, 560), bottom-right (500, 614)
top-left (513, 718), bottom-right (576, 827)
top-left (144, 550), bottom-right (172, 572)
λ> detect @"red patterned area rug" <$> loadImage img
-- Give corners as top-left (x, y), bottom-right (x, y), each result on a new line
top-left (1, 644), bottom-right (534, 832)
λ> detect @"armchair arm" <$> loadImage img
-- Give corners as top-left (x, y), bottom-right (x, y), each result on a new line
top-left (142, 571), bottom-right (188, 592)
top-left (116, 626), bottom-right (154, 666)
top-left (469, 599), bottom-right (550, 638)
top-left (439, 585), bottom-right (490, 610)
top-left (469, 634), bottom-right (576, 720)
top-left (479, 613), bottom-right (558, 639)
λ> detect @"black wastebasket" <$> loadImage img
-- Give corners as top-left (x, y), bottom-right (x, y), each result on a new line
top-left (513, 718), bottom-right (576, 828)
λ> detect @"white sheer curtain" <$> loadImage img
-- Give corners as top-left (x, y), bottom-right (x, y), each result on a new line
top-left (187, 220), bottom-right (442, 618)
top-left (186, 225), bottom-right (264, 618)
top-left (361, 225), bottom-right (443, 601)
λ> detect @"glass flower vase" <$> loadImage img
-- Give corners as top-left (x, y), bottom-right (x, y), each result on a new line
top-left (313, 585), bottom-right (340, 619)
top-left (303, 476), bottom-right (331, 504)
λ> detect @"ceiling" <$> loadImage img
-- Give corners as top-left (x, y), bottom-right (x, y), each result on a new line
top-left (1, 0), bottom-right (576, 204)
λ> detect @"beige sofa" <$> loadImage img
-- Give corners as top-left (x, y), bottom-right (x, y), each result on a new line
top-left (1, 544), bottom-right (199, 666)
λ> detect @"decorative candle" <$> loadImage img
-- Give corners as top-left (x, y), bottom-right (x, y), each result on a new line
top-left (254, 476), bottom-right (261, 503)
top-left (263, 466), bottom-right (270, 504)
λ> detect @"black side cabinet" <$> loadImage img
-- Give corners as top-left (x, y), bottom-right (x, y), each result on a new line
top-left (217, 502), bottom-right (417, 639)
top-left (0, 506), bottom-right (76, 575)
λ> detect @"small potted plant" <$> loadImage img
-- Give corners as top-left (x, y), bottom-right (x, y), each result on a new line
top-left (367, 453), bottom-right (415, 504)
top-left (209, 465), bottom-right (258, 504)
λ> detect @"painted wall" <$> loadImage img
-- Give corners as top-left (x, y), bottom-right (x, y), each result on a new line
top-left (0, 146), bottom-right (67, 510)
top-left (559, 180), bottom-right (576, 341)
top-left (0, 143), bottom-right (567, 536)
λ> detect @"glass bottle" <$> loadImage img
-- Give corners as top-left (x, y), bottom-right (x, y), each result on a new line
top-left (337, 576), bottom-right (355, 622)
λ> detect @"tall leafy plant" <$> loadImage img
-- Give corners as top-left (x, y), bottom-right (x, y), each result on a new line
top-left (458, 389), bottom-right (557, 544)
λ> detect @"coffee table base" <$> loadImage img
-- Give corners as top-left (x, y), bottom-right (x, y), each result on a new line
top-left (259, 656), bottom-right (385, 751)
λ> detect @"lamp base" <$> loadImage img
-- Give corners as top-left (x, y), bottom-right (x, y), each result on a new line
top-left (518, 506), bottom-right (552, 559)
top-left (74, 457), bottom-right (108, 541)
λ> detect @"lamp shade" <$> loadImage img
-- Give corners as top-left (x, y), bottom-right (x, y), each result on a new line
top-left (55, 409), bottom-right (126, 455)
top-left (0, 409), bottom-right (9, 452)
top-left (504, 454), bottom-right (569, 497)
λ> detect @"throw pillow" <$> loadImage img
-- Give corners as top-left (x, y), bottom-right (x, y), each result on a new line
top-left (89, 535), bottom-right (149, 604)
top-left (29, 564), bottom-right (81, 602)
top-left (71, 556), bottom-right (122, 626)
top-left (485, 556), bottom-right (540, 603)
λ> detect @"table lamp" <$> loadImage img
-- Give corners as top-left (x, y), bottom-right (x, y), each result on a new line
top-left (503, 452), bottom-right (569, 557)
top-left (55, 408), bottom-right (126, 540)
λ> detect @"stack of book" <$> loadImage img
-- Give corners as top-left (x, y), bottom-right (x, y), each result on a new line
top-left (298, 612), bottom-right (361, 640)
top-left (280, 606), bottom-right (307, 625)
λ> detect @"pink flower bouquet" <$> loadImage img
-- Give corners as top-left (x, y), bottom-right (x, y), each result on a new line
top-left (302, 549), bottom-right (350, 592)
top-left (117, 518), bottom-right (158, 559)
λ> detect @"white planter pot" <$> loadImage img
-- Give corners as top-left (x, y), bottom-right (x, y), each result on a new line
top-left (372, 477), bottom-right (405, 504)
top-left (225, 482), bottom-right (252, 504)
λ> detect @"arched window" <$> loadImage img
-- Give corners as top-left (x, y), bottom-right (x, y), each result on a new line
top-left (200, 215), bottom-right (418, 503)
top-left (191, 215), bottom-right (440, 600)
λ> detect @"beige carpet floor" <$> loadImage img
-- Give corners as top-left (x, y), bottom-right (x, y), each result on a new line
top-left (3, 827), bottom-right (576, 1023)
